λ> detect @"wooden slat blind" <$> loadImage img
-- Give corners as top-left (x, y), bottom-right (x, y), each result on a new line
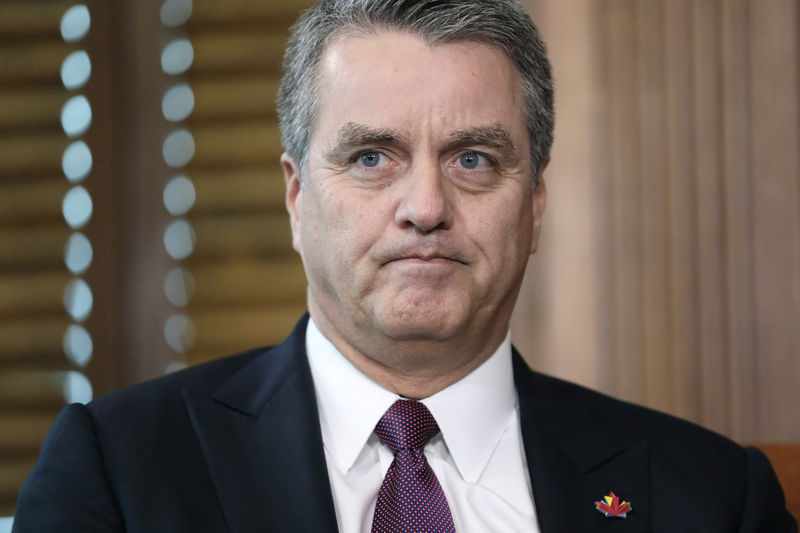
top-left (0, 0), bottom-right (80, 515)
top-left (181, 0), bottom-right (314, 365)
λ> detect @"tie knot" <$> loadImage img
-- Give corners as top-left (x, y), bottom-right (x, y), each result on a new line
top-left (374, 399), bottom-right (440, 453)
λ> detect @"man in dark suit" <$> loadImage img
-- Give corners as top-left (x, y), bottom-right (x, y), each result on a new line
top-left (13, 0), bottom-right (797, 531)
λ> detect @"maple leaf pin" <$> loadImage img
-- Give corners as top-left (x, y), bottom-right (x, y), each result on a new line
top-left (594, 491), bottom-right (632, 518)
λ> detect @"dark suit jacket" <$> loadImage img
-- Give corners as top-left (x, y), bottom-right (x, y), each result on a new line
top-left (13, 315), bottom-right (797, 532)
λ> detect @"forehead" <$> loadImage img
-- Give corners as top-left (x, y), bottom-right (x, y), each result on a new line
top-left (311, 31), bottom-right (527, 147)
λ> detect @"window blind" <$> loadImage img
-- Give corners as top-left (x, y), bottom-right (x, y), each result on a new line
top-left (179, 0), bottom-right (313, 366)
top-left (0, 0), bottom-right (89, 516)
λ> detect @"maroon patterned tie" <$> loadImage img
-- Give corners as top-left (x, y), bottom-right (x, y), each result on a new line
top-left (370, 400), bottom-right (457, 532)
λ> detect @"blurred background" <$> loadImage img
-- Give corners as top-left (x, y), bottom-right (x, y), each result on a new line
top-left (0, 0), bottom-right (797, 524)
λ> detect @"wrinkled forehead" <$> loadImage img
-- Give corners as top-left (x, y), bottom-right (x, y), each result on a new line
top-left (311, 31), bottom-right (526, 147)
top-left (316, 26), bottom-right (521, 87)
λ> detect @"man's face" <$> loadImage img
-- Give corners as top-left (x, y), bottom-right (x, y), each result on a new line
top-left (284, 31), bottom-right (546, 365)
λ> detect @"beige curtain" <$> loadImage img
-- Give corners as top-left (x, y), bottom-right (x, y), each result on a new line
top-left (513, 0), bottom-right (800, 443)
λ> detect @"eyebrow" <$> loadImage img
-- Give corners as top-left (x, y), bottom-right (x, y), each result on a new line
top-left (323, 121), bottom-right (519, 164)
top-left (445, 124), bottom-right (519, 164)
top-left (324, 122), bottom-right (408, 163)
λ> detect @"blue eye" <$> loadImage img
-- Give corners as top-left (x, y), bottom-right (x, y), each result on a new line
top-left (459, 152), bottom-right (481, 170)
top-left (360, 152), bottom-right (382, 167)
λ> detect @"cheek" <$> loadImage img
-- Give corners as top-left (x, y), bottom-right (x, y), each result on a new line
top-left (297, 186), bottom-right (338, 269)
top-left (303, 186), bottom-right (386, 265)
top-left (467, 196), bottom-right (533, 266)
top-left (473, 198), bottom-right (521, 236)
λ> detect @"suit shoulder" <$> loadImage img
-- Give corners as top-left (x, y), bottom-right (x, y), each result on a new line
top-left (515, 360), bottom-right (796, 530)
top-left (518, 361), bottom-right (743, 457)
top-left (88, 346), bottom-right (272, 416)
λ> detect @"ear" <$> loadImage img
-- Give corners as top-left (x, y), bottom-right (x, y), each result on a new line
top-left (530, 158), bottom-right (549, 254)
top-left (281, 152), bottom-right (303, 254)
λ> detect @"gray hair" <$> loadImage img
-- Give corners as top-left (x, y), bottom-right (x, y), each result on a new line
top-left (277, 0), bottom-right (554, 184)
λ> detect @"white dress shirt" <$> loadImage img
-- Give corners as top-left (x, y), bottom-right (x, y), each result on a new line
top-left (305, 318), bottom-right (540, 533)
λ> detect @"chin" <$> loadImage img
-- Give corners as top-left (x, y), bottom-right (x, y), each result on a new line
top-left (372, 303), bottom-right (467, 342)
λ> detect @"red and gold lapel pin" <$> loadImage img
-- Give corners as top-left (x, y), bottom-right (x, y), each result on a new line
top-left (595, 491), bottom-right (632, 518)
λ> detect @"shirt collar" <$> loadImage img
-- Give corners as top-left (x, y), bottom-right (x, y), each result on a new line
top-left (305, 318), bottom-right (516, 483)
top-left (306, 319), bottom-right (397, 475)
top-left (421, 333), bottom-right (516, 482)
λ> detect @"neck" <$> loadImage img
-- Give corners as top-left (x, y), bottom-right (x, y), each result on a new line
top-left (340, 343), bottom-right (495, 400)
top-left (309, 308), bottom-right (506, 399)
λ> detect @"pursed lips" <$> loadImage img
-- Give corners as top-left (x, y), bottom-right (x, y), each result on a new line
top-left (382, 253), bottom-right (466, 267)
top-left (377, 241), bottom-right (469, 268)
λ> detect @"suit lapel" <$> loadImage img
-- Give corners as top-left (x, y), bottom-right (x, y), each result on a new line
top-left (514, 353), bottom-right (651, 533)
top-left (181, 327), bottom-right (651, 533)
top-left (184, 316), bottom-right (338, 533)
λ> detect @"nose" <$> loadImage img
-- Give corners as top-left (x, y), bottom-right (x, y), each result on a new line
top-left (394, 161), bottom-right (453, 233)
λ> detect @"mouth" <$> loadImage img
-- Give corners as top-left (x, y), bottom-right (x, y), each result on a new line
top-left (378, 241), bottom-right (467, 268)
top-left (383, 254), bottom-right (466, 267)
